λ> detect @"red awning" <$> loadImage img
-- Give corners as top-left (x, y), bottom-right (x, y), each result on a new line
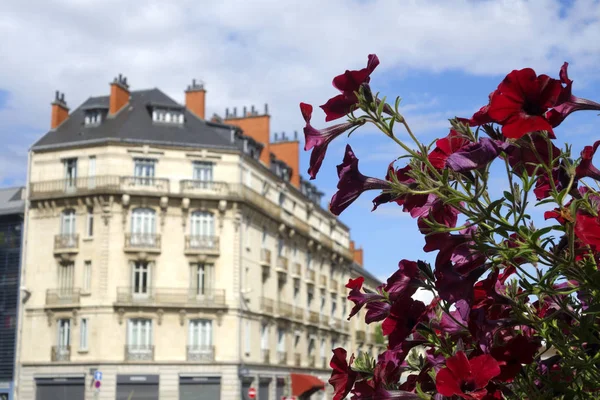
top-left (290, 373), bottom-right (325, 397)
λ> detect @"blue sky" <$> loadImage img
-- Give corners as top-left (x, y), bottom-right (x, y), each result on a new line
top-left (2, 0), bottom-right (600, 284)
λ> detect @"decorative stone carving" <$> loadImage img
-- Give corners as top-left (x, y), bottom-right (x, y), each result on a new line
top-left (72, 309), bottom-right (78, 325)
top-left (216, 310), bottom-right (224, 326)
top-left (289, 229), bottom-right (296, 238)
top-left (157, 309), bottom-right (164, 325)
top-left (179, 310), bottom-right (187, 326)
top-left (181, 198), bottom-right (190, 227)
top-left (117, 308), bottom-right (126, 325)
top-left (278, 223), bottom-right (286, 234)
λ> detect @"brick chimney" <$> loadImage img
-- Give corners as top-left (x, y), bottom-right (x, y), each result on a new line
top-left (224, 104), bottom-right (271, 165)
top-left (109, 74), bottom-right (130, 115)
top-left (185, 79), bottom-right (206, 120)
top-left (352, 241), bottom-right (363, 267)
top-left (50, 91), bottom-right (69, 129)
top-left (270, 130), bottom-right (300, 188)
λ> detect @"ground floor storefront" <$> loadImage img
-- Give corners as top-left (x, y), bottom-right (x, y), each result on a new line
top-left (17, 363), bottom-right (332, 400)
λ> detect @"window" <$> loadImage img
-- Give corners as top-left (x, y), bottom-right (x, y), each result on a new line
top-left (80, 318), bottom-right (88, 351)
top-left (245, 320), bottom-right (251, 355)
top-left (63, 158), bottom-right (77, 188)
top-left (191, 263), bottom-right (212, 296)
top-left (189, 319), bottom-right (212, 352)
top-left (277, 327), bottom-right (285, 352)
top-left (293, 279), bottom-right (300, 302)
top-left (307, 253), bottom-right (312, 270)
top-left (294, 333), bottom-right (301, 350)
top-left (277, 238), bottom-right (285, 257)
top-left (132, 261), bottom-right (150, 297)
top-left (278, 192), bottom-right (285, 207)
top-left (320, 289), bottom-right (326, 314)
top-left (245, 168), bottom-right (252, 187)
top-left (152, 108), bottom-right (184, 124)
top-left (83, 261), bottom-right (92, 293)
top-left (331, 294), bottom-right (337, 318)
top-left (130, 208), bottom-right (156, 245)
top-left (193, 162), bottom-right (213, 187)
top-left (133, 158), bottom-right (155, 185)
top-left (127, 319), bottom-right (152, 351)
top-left (86, 207), bottom-right (94, 238)
top-left (261, 228), bottom-right (267, 247)
top-left (342, 297), bottom-right (347, 319)
top-left (190, 211), bottom-right (214, 238)
top-left (88, 156), bottom-right (96, 189)
top-left (308, 337), bottom-right (315, 357)
top-left (57, 262), bottom-right (74, 294)
top-left (244, 219), bottom-right (250, 249)
top-left (261, 323), bottom-right (269, 350)
top-left (307, 286), bottom-right (314, 309)
top-left (60, 209), bottom-right (76, 236)
top-left (320, 338), bottom-right (326, 359)
top-left (57, 319), bottom-right (70, 348)
top-left (84, 110), bottom-right (103, 126)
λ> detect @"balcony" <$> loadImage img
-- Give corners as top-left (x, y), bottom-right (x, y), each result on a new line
top-left (125, 345), bottom-right (154, 361)
top-left (277, 351), bottom-right (287, 365)
top-left (184, 235), bottom-right (219, 255)
top-left (356, 330), bottom-right (366, 343)
top-left (330, 279), bottom-right (339, 292)
top-left (320, 314), bottom-right (330, 327)
top-left (308, 355), bottom-right (316, 368)
top-left (260, 297), bottom-right (275, 314)
top-left (319, 274), bottom-right (327, 288)
top-left (294, 353), bottom-right (301, 367)
top-left (180, 180), bottom-right (229, 197)
top-left (260, 248), bottom-right (272, 267)
top-left (321, 357), bottom-right (328, 369)
top-left (340, 282), bottom-right (347, 293)
top-left (186, 345), bottom-right (215, 362)
top-left (293, 307), bottom-right (304, 321)
top-left (51, 346), bottom-right (71, 362)
top-left (331, 318), bottom-right (342, 330)
top-left (291, 262), bottom-right (302, 277)
top-left (276, 301), bottom-right (293, 318)
top-left (120, 176), bottom-right (170, 194)
top-left (46, 288), bottom-right (81, 307)
top-left (276, 256), bottom-right (289, 274)
top-left (53, 234), bottom-right (79, 257)
top-left (305, 270), bottom-right (316, 284)
top-left (30, 175), bottom-right (121, 200)
top-left (308, 311), bottom-right (319, 325)
top-left (115, 287), bottom-right (226, 309)
top-left (262, 349), bottom-right (270, 364)
top-left (124, 233), bottom-right (161, 253)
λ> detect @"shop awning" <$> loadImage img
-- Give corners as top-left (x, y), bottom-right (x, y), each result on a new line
top-left (290, 373), bottom-right (325, 397)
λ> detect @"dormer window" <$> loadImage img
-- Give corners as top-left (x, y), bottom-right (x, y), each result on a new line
top-left (83, 107), bottom-right (107, 127)
top-left (152, 108), bottom-right (184, 125)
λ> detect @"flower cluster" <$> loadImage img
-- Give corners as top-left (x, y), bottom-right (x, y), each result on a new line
top-left (301, 56), bottom-right (600, 399)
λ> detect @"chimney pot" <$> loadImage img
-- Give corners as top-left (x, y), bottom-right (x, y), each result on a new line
top-left (243, 106), bottom-right (247, 116)
top-left (225, 108), bottom-right (229, 118)
top-left (192, 78), bottom-right (196, 87)
top-left (233, 107), bottom-right (237, 117)
top-left (264, 103), bottom-right (269, 114)
top-left (251, 105), bottom-right (256, 114)
top-left (274, 133), bottom-right (278, 141)
top-left (55, 90), bottom-right (59, 101)
top-left (60, 93), bottom-right (65, 103)
top-left (294, 131), bottom-right (298, 140)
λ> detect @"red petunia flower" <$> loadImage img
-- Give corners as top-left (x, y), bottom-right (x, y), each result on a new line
top-left (345, 277), bottom-right (385, 320)
top-left (436, 351), bottom-right (501, 400)
top-left (300, 102), bottom-right (364, 179)
top-left (320, 54), bottom-right (380, 121)
top-left (575, 140), bottom-right (600, 181)
top-left (428, 130), bottom-right (472, 169)
top-left (574, 211), bottom-right (600, 251)
top-left (329, 348), bottom-right (358, 400)
top-left (487, 68), bottom-right (563, 139)
top-left (330, 145), bottom-right (390, 215)
top-left (490, 334), bottom-right (541, 382)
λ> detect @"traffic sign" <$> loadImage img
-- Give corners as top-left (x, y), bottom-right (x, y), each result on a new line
top-left (94, 381), bottom-right (101, 388)
top-left (94, 371), bottom-right (103, 381)
top-left (248, 387), bottom-right (257, 399)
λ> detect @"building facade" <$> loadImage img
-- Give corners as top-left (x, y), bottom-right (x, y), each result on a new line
top-left (15, 76), bottom-right (382, 400)
top-left (0, 187), bottom-right (25, 400)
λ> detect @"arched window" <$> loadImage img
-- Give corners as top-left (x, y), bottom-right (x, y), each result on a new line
top-left (190, 211), bottom-right (214, 237)
top-left (130, 208), bottom-right (156, 246)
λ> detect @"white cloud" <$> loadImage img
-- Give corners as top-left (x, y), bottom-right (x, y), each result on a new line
top-left (1, 0), bottom-right (600, 183)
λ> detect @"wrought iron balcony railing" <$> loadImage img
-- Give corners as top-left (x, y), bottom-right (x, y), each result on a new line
top-left (51, 345), bottom-right (71, 362)
top-left (276, 256), bottom-right (289, 272)
top-left (260, 297), bottom-right (275, 314)
top-left (262, 349), bottom-right (270, 364)
top-left (125, 345), bottom-right (154, 361)
top-left (124, 233), bottom-right (161, 252)
top-left (260, 248), bottom-right (272, 266)
top-left (186, 345), bottom-right (215, 362)
top-left (184, 235), bottom-right (219, 253)
top-left (54, 234), bottom-right (79, 252)
top-left (277, 351), bottom-right (287, 365)
top-left (294, 352), bottom-right (301, 367)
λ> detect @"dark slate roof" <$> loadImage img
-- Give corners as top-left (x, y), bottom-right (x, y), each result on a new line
top-left (32, 89), bottom-right (238, 150)
top-left (350, 262), bottom-right (382, 286)
top-left (0, 187), bottom-right (25, 216)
